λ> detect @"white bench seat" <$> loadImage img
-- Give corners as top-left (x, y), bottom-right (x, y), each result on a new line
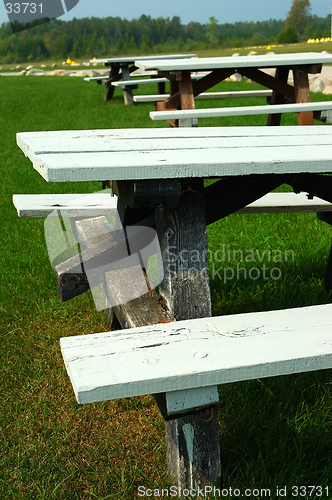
top-left (134, 90), bottom-right (273, 103)
top-left (61, 303), bottom-right (332, 405)
top-left (84, 76), bottom-right (108, 82)
top-left (12, 193), bottom-right (118, 218)
top-left (112, 73), bottom-right (205, 88)
top-left (150, 101), bottom-right (332, 121)
top-left (12, 192), bottom-right (332, 218)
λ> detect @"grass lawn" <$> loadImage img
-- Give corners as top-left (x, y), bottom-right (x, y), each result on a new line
top-left (1, 74), bottom-right (332, 499)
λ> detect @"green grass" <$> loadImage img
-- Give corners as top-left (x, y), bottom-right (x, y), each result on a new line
top-left (1, 75), bottom-right (332, 499)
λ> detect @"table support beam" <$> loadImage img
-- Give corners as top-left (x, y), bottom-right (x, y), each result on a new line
top-left (155, 179), bottom-right (221, 489)
top-left (266, 67), bottom-right (290, 126)
top-left (293, 69), bottom-right (314, 125)
top-left (239, 67), bottom-right (296, 102)
top-left (205, 174), bottom-right (292, 225)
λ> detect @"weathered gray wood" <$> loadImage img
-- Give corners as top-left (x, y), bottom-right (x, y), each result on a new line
top-left (155, 181), bottom-right (211, 320)
top-left (150, 101), bottom-right (332, 121)
top-left (105, 266), bottom-right (174, 329)
top-left (120, 64), bottom-right (134, 106)
top-left (16, 126), bottom-right (332, 183)
top-left (74, 215), bottom-right (174, 326)
top-left (153, 179), bottom-right (220, 488)
top-left (54, 215), bottom-right (116, 302)
top-left (165, 405), bottom-right (221, 489)
top-left (55, 253), bottom-right (89, 302)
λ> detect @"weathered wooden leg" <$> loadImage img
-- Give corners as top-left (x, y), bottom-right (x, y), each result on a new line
top-left (293, 69), bottom-right (314, 125)
top-left (104, 65), bottom-right (119, 102)
top-left (155, 179), bottom-right (221, 489)
top-left (121, 64), bottom-right (134, 106)
top-left (158, 81), bottom-right (166, 94)
top-left (166, 405), bottom-right (221, 490)
top-left (267, 67), bottom-right (289, 126)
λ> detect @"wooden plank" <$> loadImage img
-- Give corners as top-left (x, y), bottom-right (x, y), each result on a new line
top-left (150, 101), bottom-right (332, 121)
top-left (105, 266), bottom-right (174, 328)
top-left (155, 181), bottom-right (211, 321)
top-left (113, 74), bottom-right (205, 86)
top-left (12, 193), bottom-right (118, 218)
top-left (178, 70), bottom-right (195, 110)
top-left (239, 67), bottom-right (295, 101)
top-left (84, 77), bottom-right (107, 82)
top-left (92, 54), bottom-right (197, 64)
top-left (154, 179), bottom-right (219, 488)
top-left (22, 143), bottom-right (332, 182)
top-left (112, 77), bottom-right (168, 86)
top-left (135, 52), bottom-right (332, 72)
top-left (17, 127), bottom-right (332, 182)
top-left (133, 90), bottom-right (273, 102)
top-left (60, 303), bottom-right (332, 404)
top-left (165, 386), bottom-right (219, 417)
top-left (237, 192), bottom-right (332, 213)
top-left (17, 126), bottom-right (332, 156)
top-left (267, 66), bottom-right (289, 126)
top-left (293, 68), bottom-right (314, 125)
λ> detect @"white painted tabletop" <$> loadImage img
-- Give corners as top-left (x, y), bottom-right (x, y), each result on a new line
top-left (91, 54), bottom-right (197, 64)
top-left (16, 126), bottom-right (332, 183)
top-left (136, 51), bottom-right (332, 72)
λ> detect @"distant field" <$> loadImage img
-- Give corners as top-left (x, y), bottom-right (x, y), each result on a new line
top-left (1, 75), bottom-right (332, 499)
top-left (1, 40), bottom-right (332, 72)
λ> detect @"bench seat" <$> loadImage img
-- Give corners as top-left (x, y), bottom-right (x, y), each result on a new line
top-left (61, 303), bottom-right (332, 405)
top-left (134, 90), bottom-right (273, 103)
top-left (12, 192), bottom-right (118, 218)
top-left (150, 101), bottom-right (332, 121)
top-left (12, 192), bottom-right (332, 218)
top-left (111, 73), bottom-right (205, 88)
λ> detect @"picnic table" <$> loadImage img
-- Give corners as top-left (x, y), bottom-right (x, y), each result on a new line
top-left (15, 125), bottom-right (332, 488)
top-left (135, 51), bottom-right (332, 126)
top-left (89, 53), bottom-right (197, 104)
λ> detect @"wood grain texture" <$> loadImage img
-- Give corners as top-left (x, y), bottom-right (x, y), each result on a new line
top-left (155, 180), bottom-right (211, 321)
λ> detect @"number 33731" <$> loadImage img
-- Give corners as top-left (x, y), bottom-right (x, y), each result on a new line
top-left (5, 3), bottom-right (43, 14)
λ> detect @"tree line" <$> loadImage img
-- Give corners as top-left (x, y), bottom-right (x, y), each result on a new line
top-left (0, 8), bottom-right (330, 64)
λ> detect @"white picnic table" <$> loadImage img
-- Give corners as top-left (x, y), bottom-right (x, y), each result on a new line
top-left (135, 51), bottom-right (332, 126)
top-left (15, 124), bottom-right (332, 489)
top-left (89, 53), bottom-right (197, 104)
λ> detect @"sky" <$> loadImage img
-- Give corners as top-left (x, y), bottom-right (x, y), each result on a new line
top-left (1, 0), bottom-right (331, 28)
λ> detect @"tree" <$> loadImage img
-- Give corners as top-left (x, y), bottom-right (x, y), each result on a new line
top-left (207, 16), bottom-right (218, 47)
top-left (285, 0), bottom-right (311, 34)
top-left (277, 25), bottom-right (299, 44)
